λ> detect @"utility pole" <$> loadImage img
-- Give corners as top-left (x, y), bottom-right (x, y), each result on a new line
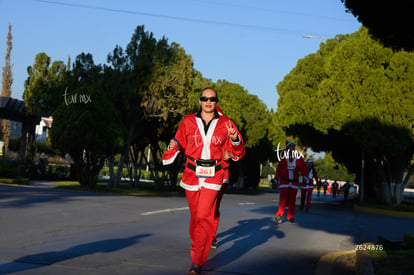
top-left (360, 149), bottom-right (365, 201)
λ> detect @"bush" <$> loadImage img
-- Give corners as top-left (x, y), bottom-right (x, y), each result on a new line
top-left (0, 159), bottom-right (20, 178)
top-left (260, 162), bottom-right (275, 177)
top-left (403, 234), bottom-right (414, 248)
top-left (13, 176), bottom-right (29, 185)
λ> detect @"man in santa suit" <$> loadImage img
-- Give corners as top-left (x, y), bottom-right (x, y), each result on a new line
top-left (300, 159), bottom-right (319, 212)
top-left (162, 88), bottom-right (244, 275)
top-left (273, 141), bottom-right (308, 224)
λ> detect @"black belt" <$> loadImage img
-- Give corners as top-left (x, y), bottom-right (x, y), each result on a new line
top-left (186, 156), bottom-right (222, 172)
top-left (187, 156), bottom-right (197, 162)
top-left (282, 177), bottom-right (299, 182)
top-left (187, 162), bottom-right (222, 172)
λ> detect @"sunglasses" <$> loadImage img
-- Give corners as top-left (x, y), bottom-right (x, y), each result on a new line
top-left (200, 96), bottom-right (218, 102)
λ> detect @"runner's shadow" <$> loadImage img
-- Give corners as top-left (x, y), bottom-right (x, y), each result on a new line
top-left (206, 217), bottom-right (284, 268)
top-left (0, 233), bottom-right (151, 274)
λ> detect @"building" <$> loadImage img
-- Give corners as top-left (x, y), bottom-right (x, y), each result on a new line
top-left (35, 116), bottom-right (53, 142)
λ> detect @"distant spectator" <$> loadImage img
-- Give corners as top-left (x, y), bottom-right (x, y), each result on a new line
top-left (323, 179), bottom-right (328, 196)
top-left (343, 181), bottom-right (351, 200)
top-left (316, 179), bottom-right (322, 197)
top-left (332, 180), bottom-right (339, 198)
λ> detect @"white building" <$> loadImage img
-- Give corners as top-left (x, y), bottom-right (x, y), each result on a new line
top-left (35, 116), bottom-right (53, 142)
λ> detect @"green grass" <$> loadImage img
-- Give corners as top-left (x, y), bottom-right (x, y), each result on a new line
top-left (0, 178), bottom-right (16, 185)
top-left (356, 201), bottom-right (414, 213)
top-left (52, 181), bottom-right (185, 196)
top-left (0, 177), bottom-right (29, 185)
top-left (370, 249), bottom-right (414, 275)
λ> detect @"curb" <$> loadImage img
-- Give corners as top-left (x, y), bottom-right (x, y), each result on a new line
top-left (315, 250), bottom-right (356, 275)
top-left (353, 204), bottom-right (414, 218)
top-left (356, 250), bottom-right (376, 275)
top-left (315, 249), bottom-right (376, 275)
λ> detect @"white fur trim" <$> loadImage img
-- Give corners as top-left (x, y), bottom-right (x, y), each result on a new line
top-left (162, 151), bottom-right (180, 166)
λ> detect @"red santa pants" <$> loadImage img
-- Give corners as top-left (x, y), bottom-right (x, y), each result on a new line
top-left (300, 188), bottom-right (313, 211)
top-left (210, 168), bottom-right (229, 240)
top-left (211, 183), bottom-right (227, 239)
top-left (185, 188), bottom-right (219, 266)
top-left (276, 186), bottom-right (298, 220)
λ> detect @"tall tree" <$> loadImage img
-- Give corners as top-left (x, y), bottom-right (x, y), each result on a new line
top-left (24, 52), bottom-right (67, 115)
top-left (276, 27), bottom-right (414, 205)
top-left (213, 80), bottom-right (274, 188)
top-left (0, 23), bottom-right (13, 155)
top-left (105, 25), bottom-right (196, 187)
top-left (138, 42), bottom-right (196, 188)
top-left (1, 24), bottom-right (13, 97)
top-left (105, 25), bottom-right (164, 186)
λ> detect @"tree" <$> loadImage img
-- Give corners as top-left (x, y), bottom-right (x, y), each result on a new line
top-left (0, 23), bottom-right (13, 154)
top-left (276, 27), bottom-right (414, 205)
top-left (139, 42), bottom-right (197, 188)
top-left (105, 25), bottom-right (158, 187)
top-left (1, 24), bottom-right (13, 97)
top-left (105, 25), bottom-right (196, 187)
top-left (212, 80), bottom-right (274, 188)
top-left (341, 0), bottom-right (414, 51)
top-left (50, 53), bottom-right (126, 188)
top-left (312, 152), bottom-right (355, 182)
top-left (24, 52), bottom-right (67, 115)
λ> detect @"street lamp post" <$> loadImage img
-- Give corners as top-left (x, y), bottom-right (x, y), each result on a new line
top-left (303, 35), bottom-right (328, 40)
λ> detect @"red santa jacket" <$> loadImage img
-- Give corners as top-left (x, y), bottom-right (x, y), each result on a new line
top-left (162, 111), bottom-right (244, 191)
top-left (301, 167), bottom-right (318, 190)
top-left (222, 140), bottom-right (245, 183)
top-left (216, 106), bottom-right (245, 184)
top-left (275, 157), bottom-right (308, 189)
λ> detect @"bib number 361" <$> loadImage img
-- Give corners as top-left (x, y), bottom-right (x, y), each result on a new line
top-left (196, 165), bottom-right (215, 178)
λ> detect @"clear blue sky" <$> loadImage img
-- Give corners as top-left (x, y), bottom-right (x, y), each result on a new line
top-left (0, 0), bottom-right (361, 110)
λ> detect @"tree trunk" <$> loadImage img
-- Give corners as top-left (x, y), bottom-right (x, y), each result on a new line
top-left (372, 152), bottom-right (413, 206)
top-left (114, 121), bottom-right (138, 187)
top-left (128, 146), bottom-right (138, 187)
top-left (394, 183), bottom-right (405, 205)
top-left (150, 143), bottom-right (164, 190)
top-left (378, 180), bottom-right (393, 205)
top-left (107, 153), bottom-right (116, 187)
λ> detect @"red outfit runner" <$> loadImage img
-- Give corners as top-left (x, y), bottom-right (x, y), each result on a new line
top-left (274, 157), bottom-right (308, 220)
top-left (162, 111), bottom-right (244, 267)
top-left (300, 166), bottom-right (318, 211)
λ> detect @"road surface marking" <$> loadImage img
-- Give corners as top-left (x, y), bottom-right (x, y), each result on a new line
top-left (141, 207), bottom-right (189, 215)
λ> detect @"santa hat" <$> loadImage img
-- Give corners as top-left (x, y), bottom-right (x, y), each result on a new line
top-left (216, 106), bottom-right (224, 116)
top-left (286, 141), bottom-right (295, 148)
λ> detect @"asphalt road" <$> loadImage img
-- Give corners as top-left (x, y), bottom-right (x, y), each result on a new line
top-left (0, 183), bottom-right (413, 275)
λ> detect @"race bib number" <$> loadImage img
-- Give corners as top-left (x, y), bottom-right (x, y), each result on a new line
top-left (287, 161), bottom-right (296, 171)
top-left (196, 165), bottom-right (215, 178)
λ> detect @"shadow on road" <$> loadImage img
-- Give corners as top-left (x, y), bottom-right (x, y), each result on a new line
top-left (206, 217), bottom-right (284, 268)
top-left (0, 234), bottom-right (152, 274)
top-left (0, 185), bottom-right (110, 208)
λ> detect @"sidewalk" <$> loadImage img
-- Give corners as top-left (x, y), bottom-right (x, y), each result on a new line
top-left (311, 192), bottom-right (413, 275)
